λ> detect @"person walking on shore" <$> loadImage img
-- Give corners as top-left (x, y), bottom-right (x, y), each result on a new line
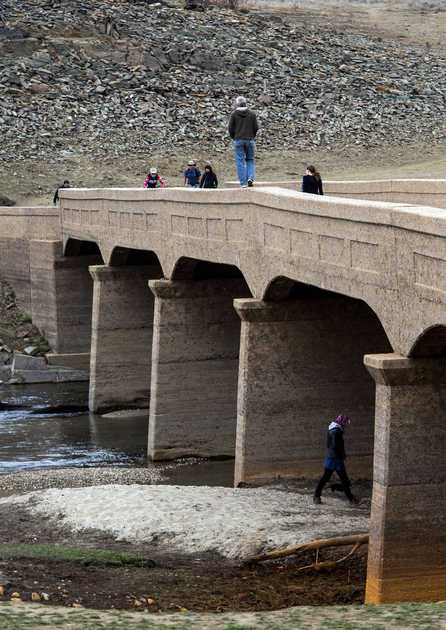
top-left (228, 96), bottom-right (258, 188)
top-left (53, 179), bottom-right (70, 204)
top-left (313, 414), bottom-right (358, 505)
top-left (302, 165), bottom-right (323, 195)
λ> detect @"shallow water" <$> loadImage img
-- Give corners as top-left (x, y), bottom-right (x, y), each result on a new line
top-left (0, 382), bottom-right (235, 486)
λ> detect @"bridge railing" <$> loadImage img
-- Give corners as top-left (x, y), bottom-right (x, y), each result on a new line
top-left (224, 179), bottom-right (446, 210)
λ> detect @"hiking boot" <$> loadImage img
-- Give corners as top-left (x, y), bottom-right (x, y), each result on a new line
top-left (349, 495), bottom-right (360, 505)
top-left (247, 178), bottom-right (253, 187)
top-left (313, 496), bottom-right (322, 505)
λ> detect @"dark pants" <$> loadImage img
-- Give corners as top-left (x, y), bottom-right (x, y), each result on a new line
top-left (315, 467), bottom-right (354, 500)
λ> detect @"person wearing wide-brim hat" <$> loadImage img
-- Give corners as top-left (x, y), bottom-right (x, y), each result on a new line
top-left (313, 414), bottom-right (358, 505)
top-left (184, 160), bottom-right (201, 188)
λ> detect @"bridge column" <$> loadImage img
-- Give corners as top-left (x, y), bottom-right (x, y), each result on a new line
top-left (234, 297), bottom-right (387, 486)
top-left (29, 240), bottom-right (101, 353)
top-left (365, 353), bottom-right (446, 603)
top-left (148, 278), bottom-right (249, 460)
top-left (89, 265), bottom-right (159, 413)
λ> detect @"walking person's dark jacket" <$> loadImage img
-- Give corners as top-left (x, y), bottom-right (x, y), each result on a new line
top-left (53, 187), bottom-right (62, 204)
top-left (326, 425), bottom-right (346, 460)
top-left (302, 174), bottom-right (323, 195)
top-left (228, 108), bottom-right (258, 140)
top-left (199, 170), bottom-right (218, 189)
top-left (53, 182), bottom-right (70, 204)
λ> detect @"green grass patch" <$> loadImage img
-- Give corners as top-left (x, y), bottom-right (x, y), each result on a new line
top-left (0, 542), bottom-right (155, 568)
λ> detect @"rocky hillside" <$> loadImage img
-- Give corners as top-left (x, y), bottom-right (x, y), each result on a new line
top-left (0, 0), bottom-right (445, 199)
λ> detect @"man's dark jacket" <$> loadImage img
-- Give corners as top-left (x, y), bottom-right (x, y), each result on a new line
top-left (228, 108), bottom-right (259, 140)
top-left (326, 426), bottom-right (346, 460)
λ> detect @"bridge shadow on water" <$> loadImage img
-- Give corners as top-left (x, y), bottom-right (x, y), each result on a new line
top-left (0, 381), bottom-right (236, 487)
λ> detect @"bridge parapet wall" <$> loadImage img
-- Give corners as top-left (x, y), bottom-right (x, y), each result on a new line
top-left (60, 186), bottom-right (446, 356)
top-left (225, 178), bottom-right (446, 210)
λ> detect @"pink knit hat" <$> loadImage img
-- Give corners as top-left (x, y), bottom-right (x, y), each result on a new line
top-left (335, 414), bottom-right (351, 426)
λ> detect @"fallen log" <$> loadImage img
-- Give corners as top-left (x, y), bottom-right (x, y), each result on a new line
top-left (243, 533), bottom-right (369, 566)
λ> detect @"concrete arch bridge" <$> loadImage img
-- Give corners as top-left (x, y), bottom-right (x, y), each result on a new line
top-left (1, 180), bottom-right (445, 604)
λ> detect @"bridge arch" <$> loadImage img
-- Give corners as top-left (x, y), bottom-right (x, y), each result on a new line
top-left (234, 274), bottom-right (393, 485)
top-left (64, 238), bottom-right (104, 260)
top-left (409, 325), bottom-right (446, 358)
top-left (171, 256), bottom-right (252, 284)
top-left (109, 246), bottom-right (162, 270)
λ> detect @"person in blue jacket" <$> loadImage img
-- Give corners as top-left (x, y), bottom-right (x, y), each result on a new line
top-left (313, 414), bottom-right (358, 505)
top-left (184, 160), bottom-right (201, 187)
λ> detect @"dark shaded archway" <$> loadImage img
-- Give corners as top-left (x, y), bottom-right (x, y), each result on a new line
top-left (235, 275), bottom-right (393, 485)
top-left (64, 239), bottom-right (103, 260)
top-left (171, 256), bottom-right (246, 282)
top-left (109, 246), bottom-right (162, 269)
top-left (409, 325), bottom-right (446, 358)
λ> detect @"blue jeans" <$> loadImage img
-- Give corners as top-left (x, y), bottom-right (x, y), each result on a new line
top-left (234, 139), bottom-right (255, 186)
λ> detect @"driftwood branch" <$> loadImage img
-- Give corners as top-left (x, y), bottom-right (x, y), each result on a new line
top-left (297, 541), bottom-right (363, 572)
top-left (243, 534), bottom-right (369, 566)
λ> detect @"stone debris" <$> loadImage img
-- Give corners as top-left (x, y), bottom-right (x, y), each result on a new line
top-left (0, 0), bottom-right (445, 172)
top-left (0, 281), bottom-right (49, 358)
top-left (0, 466), bottom-right (167, 493)
top-left (0, 194), bottom-right (15, 206)
top-left (11, 351), bottom-right (89, 383)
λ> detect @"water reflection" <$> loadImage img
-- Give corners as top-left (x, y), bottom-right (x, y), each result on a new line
top-left (0, 382), bottom-right (148, 473)
top-left (0, 382), bottom-right (235, 486)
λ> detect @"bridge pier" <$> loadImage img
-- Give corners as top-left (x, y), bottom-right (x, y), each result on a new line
top-left (365, 353), bottom-right (446, 603)
top-left (148, 278), bottom-right (250, 460)
top-left (89, 265), bottom-right (159, 413)
top-left (30, 240), bottom-right (100, 353)
top-left (233, 297), bottom-right (390, 486)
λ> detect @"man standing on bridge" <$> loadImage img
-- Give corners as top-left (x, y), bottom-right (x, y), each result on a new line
top-left (228, 96), bottom-right (258, 188)
top-left (313, 414), bottom-right (358, 505)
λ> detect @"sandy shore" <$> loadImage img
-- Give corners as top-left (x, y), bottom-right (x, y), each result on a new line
top-left (0, 475), bottom-right (370, 560)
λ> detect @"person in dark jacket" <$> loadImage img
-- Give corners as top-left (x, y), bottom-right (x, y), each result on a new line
top-left (199, 164), bottom-right (218, 189)
top-left (143, 167), bottom-right (166, 189)
top-left (302, 165), bottom-right (323, 195)
top-left (228, 96), bottom-right (258, 188)
top-left (313, 414), bottom-right (358, 505)
top-left (53, 179), bottom-right (70, 204)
